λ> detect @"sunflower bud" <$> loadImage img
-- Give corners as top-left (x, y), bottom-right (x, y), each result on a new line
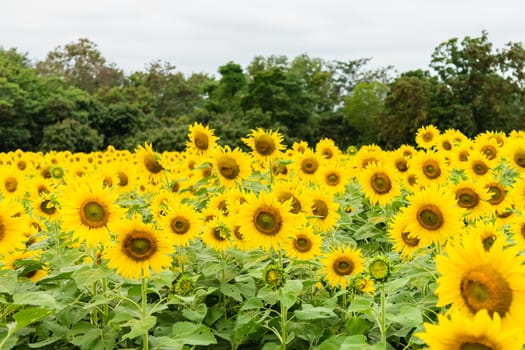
top-left (263, 264), bottom-right (286, 290)
top-left (368, 255), bottom-right (392, 283)
top-left (173, 274), bottom-right (196, 296)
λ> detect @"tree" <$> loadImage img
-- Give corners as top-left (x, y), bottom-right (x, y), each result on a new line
top-left (40, 119), bottom-right (103, 152)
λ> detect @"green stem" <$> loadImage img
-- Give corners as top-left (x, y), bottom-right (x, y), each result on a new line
top-left (380, 283), bottom-right (386, 348)
top-left (102, 277), bottom-right (109, 325)
top-left (142, 276), bottom-right (149, 350)
top-left (341, 290), bottom-right (347, 322)
top-left (279, 289), bottom-right (287, 349)
top-left (92, 281), bottom-right (99, 326)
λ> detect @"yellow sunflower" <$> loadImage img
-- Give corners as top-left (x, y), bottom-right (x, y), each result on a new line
top-left (59, 178), bottom-right (126, 247)
top-left (409, 150), bottom-right (450, 187)
top-left (308, 191), bottom-right (340, 233)
top-left (283, 225), bottom-right (322, 261)
top-left (417, 309), bottom-right (524, 350)
top-left (291, 140), bottom-right (310, 154)
top-left (503, 137), bottom-right (525, 173)
top-left (484, 180), bottom-right (512, 215)
top-left (399, 185), bottom-right (464, 246)
top-left (242, 128), bottom-right (285, 161)
top-left (30, 195), bottom-right (60, 223)
top-left (449, 141), bottom-right (474, 169)
top-left (237, 190), bottom-right (300, 251)
top-left (291, 148), bottom-right (323, 181)
top-left (135, 143), bottom-right (166, 183)
top-left (186, 122), bottom-right (219, 155)
top-left (351, 146), bottom-right (387, 172)
top-left (388, 149), bottom-right (410, 175)
top-left (272, 179), bottom-right (313, 217)
top-left (315, 138), bottom-right (343, 161)
top-left (397, 144), bottom-right (417, 159)
top-left (388, 213), bottom-right (427, 261)
top-left (473, 133), bottom-right (502, 162)
top-left (464, 220), bottom-right (506, 253)
top-left (201, 217), bottom-right (231, 252)
top-left (0, 167), bottom-right (26, 200)
top-left (159, 201), bottom-right (203, 247)
top-left (415, 124), bottom-right (440, 149)
top-left (314, 162), bottom-right (349, 195)
top-left (358, 161), bottom-right (401, 206)
top-left (508, 215), bottom-right (525, 251)
top-left (508, 176), bottom-right (525, 210)
top-left (0, 199), bottom-right (27, 254)
top-left (1, 250), bottom-right (49, 283)
top-left (449, 180), bottom-right (492, 220)
top-left (435, 235), bottom-right (525, 328)
top-left (211, 145), bottom-right (252, 187)
top-left (104, 215), bottom-right (174, 280)
top-left (319, 245), bottom-right (365, 290)
top-left (462, 150), bottom-right (496, 182)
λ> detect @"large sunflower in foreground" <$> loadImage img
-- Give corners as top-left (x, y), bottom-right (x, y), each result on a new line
top-left (242, 128), bottom-right (285, 161)
top-left (358, 161), bottom-right (401, 206)
top-left (104, 215), bottom-right (174, 280)
top-left (0, 200), bottom-right (27, 254)
top-left (398, 185), bottom-right (464, 246)
top-left (237, 190), bottom-right (300, 251)
top-left (417, 309), bottom-right (524, 350)
top-left (59, 179), bottom-right (126, 247)
top-left (319, 245), bottom-right (365, 290)
top-left (435, 235), bottom-right (525, 329)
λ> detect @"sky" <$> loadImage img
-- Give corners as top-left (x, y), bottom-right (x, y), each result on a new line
top-left (1, 0), bottom-right (524, 77)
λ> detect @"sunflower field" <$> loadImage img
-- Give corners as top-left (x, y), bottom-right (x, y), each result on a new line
top-left (1, 123), bottom-right (525, 350)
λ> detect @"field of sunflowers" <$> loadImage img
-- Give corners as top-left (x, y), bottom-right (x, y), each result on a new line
top-left (1, 123), bottom-right (525, 349)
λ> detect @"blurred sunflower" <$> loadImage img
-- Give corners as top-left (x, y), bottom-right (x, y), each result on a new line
top-left (351, 146), bottom-right (386, 172)
top-left (508, 215), bottom-right (525, 251)
top-left (1, 250), bottom-right (49, 283)
top-left (503, 137), bottom-right (525, 173)
top-left (135, 143), bottom-right (166, 183)
top-left (159, 202), bottom-right (203, 247)
top-left (462, 150), bottom-right (496, 182)
top-left (465, 220), bottom-right (506, 252)
top-left (104, 215), bottom-right (174, 280)
top-left (417, 309), bottom-right (524, 350)
top-left (0, 167), bottom-right (25, 200)
top-left (59, 178), bottom-right (126, 247)
top-left (415, 124), bottom-right (440, 149)
top-left (283, 225), bottom-right (322, 261)
top-left (484, 180), bottom-right (512, 214)
top-left (450, 180), bottom-right (492, 220)
top-left (0, 200), bottom-right (28, 254)
top-left (409, 150), bottom-right (450, 187)
top-left (314, 163), bottom-right (349, 195)
top-left (186, 122), bottom-right (219, 155)
top-left (211, 145), bottom-right (252, 187)
top-left (389, 149), bottom-right (410, 175)
top-left (508, 176), bottom-right (525, 210)
top-left (201, 217), bottom-right (230, 252)
top-left (435, 235), bottom-right (525, 328)
top-left (473, 133), bottom-right (502, 162)
top-left (315, 138), bottom-right (342, 161)
top-left (388, 214), bottom-right (426, 261)
top-left (291, 148), bottom-right (323, 181)
top-left (272, 179), bottom-right (312, 217)
top-left (449, 142), bottom-right (473, 168)
top-left (358, 161), bottom-right (401, 206)
top-left (308, 191), bottom-right (340, 233)
top-left (319, 245), bottom-right (365, 290)
top-left (242, 128), bottom-right (285, 161)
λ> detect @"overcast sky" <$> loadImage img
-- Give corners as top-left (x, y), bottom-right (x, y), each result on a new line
top-left (1, 0), bottom-right (524, 76)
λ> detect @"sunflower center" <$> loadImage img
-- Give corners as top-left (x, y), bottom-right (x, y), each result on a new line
top-left (422, 132), bottom-right (433, 142)
top-left (170, 216), bottom-right (190, 235)
top-left (0, 220), bottom-right (5, 241)
top-left (407, 174), bottom-right (417, 186)
top-left (333, 258), bottom-right (354, 276)
top-left (213, 228), bottom-right (227, 241)
top-left (232, 226), bottom-right (244, 241)
top-left (460, 265), bottom-right (513, 317)
top-left (322, 148), bottom-right (333, 159)
top-left (293, 235), bottom-right (312, 253)
top-left (193, 131), bottom-right (209, 151)
top-left (326, 172), bottom-right (340, 186)
top-left (482, 235), bottom-right (496, 252)
top-left (481, 145), bottom-right (497, 160)
top-left (217, 156), bottom-right (240, 180)
top-left (460, 342), bottom-right (493, 350)
top-left (416, 205), bottom-right (444, 230)
top-left (459, 151), bottom-right (469, 162)
top-left (395, 159), bottom-right (408, 172)
top-left (442, 140), bottom-right (452, 151)
top-left (486, 183), bottom-right (505, 205)
top-left (254, 135), bottom-right (276, 156)
top-left (80, 201), bottom-right (108, 228)
top-left (371, 173), bottom-right (392, 194)
top-left (514, 150), bottom-right (525, 169)
top-left (40, 200), bottom-right (57, 215)
top-left (301, 157), bottom-right (319, 174)
top-left (520, 224), bottom-right (525, 240)
top-left (312, 199), bottom-right (328, 219)
top-left (472, 161), bottom-right (488, 175)
top-left (422, 160), bottom-right (441, 179)
top-left (17, 160), bottom-right (26, 170)
top-left (254, 207), bottom-right (282, 236)
top-left (122, 230), bottom-right (157, 261)
top-left (401, 231), bottom-right (420, 247)
top-left (144, 153), bottom-right (163, 174)
top-left (117, 171), bottom-right (129, 186)
top-left (278, 192), bottom-right (302, 214)
top-left (456, 188), bottom-right (479, 209)
top-left (4, 176), bottom-right (17, 193)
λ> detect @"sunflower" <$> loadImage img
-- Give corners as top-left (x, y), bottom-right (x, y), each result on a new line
top-left (417, 309), bottom-right (524, 350)
top-left (314, 163), bottom-right (349, 195)
top-left (449, 142), bottom-right (474, 168)
top-left (242, 128), bottom-right (285, 161)
top-left (409, 150), bottom-right (450, 187)
top-left (158, 201), bottom-right (203, 247)
top-left (351, 146), bottom-right (387, 172)
top-left (473, 133), bottom-right (502, 162)
top-left (462, 150), bottom-right (496, 182)
top-left (211, 145), bottom-right (252, 187)
top-left (465, 220), bottom-right (507, 252)
top-left (0, 200), bottom-right (27, 254)
top-left (435, 235), bottom-right (525, 327)
top-left (449, 180), bottom-right (492, 220)
top-left (291, 148), bottom-right (323, 181)
top-left (415, 124), bottom-right (440, 149)
top-left (388, 213), bottom-right (426, 261)
top-left (308, 191), bottom-right (340, 233)
top-left (186, 122), bottom-right (219, 155)
top-left (1, 250), bottom-right (49, 283)
top-left (397, 144), bottom-right (417, 159)
top-left (291, 140), bottom-right (310, 154)
top-left (0, 167), bottom-right (25, 200)
top-left (201, 217), bottom-right (231, 252)
top-left (503, 137), bottom-right (525, 173)
top-left (283, 225), bottom-right (322, 261)
top-left (30, 195), bottom-right (60, 223)
top-left (389, 149), bottom-right (410, 175)
top-left (358, 161), bottom-right (401, 206)
top-left (59, 178), bottom-right (126, 247)
top-left (272, 179), bottom-right (313, 217)
top-left (315, 138), bottom-right (342, 161)
top-left (237, 190), bottom-right (300, 251)
top-left (135, 143), bottom-right (166, 183)
top-left (319, 245), bottom-right (365, 290)
top-left (104, 215), bottom-right (174, 280)
top-left (508, 215), bottom-right (525, 251)
top-left (508, 176), bottom-right (525, 210)
top-left (399, 185), bottom-right (464, 246)
top-left (149, 191), bottom-right (176, 222)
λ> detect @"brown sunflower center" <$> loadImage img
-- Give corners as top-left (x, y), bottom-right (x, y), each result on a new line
top-left (442, 140), bottom-right (452, 151)
top-left (422, 132), bottom-right (433, 142)
top-left (333, 257), bottom-right (354, 276)
top-left (459, 151), bottom-right (470, 162)
top-left (17, 160), bottom-right (26, 170)
top-left (482, 235), bottom-right (496, 252)
top-left (460, 342), bottom-right (493, 350)
top-left (117, 171), bottom-right (129, 186)
top-left (170, 216), bottom-right (190, 235)
top-left (122, 230), bottom-right (157, 261)
top-left (322, 148), bottom-right (333, 159)
top-left (481, 145), bottom-right (497, 160)
top-left (193, 131), bottom-right (209, 151)
top-left (217, 156), bottom-right (240, 180)
top-left (486, 183), bottom-right (505, 205)
top-left (460, 265), bottom-right (512, 317)
top-left (521, 224), bottom-right (525, 240)
top-left (232, 226), bottom-right (244, 241)
top-left (144, 153), bottom-right (163, 174)
top-left (422, 160), bottom-right (441, 179)
top-left (326, 172), bottom-right (340, 186)
top-left (4, 176), bottom-right (17, 193)
top-left (277, 192), bottom-right (302, 214)
top-left (456, 188), bottom-right (480, 209)
top-left (293, 234), bottom-right (313, 253)
top-left (0, 219), bottom-right (5, 241)
top-left (401, 231), bottom-right (420, 247)
top-left (80, 201), bottom-right (108, 228)
top-left (407, 174), bottom-right (417, 186)
top-left (301, 157), bottom-right (319, 174)
top-left (371, 173), bottom-right (392, 194)
top-left (254, 206), bottom-right (282, 236)
top-left (395, 159), bottom-right (408, 172)
top-left (312, 199), bottom-right (328, 219)
top-left (514, 150), bottom-right (525, 169)
top-left (416, 205), bottom-right (444, 230)
top-left (472, 160), bottom-right (489, 175)
top-left (40, 200), bottom-right (57, 215)
top-left (254, 135), bottom-right (276, 156)
top-left (213, 228), bottom-right (227, 241)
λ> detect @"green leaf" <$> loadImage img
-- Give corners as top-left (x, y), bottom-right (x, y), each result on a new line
top-left (0, 270), bottom-right (17, 294)
top-left (219, 283), bottom-right (243, 302)
top-left (347, 296), bottom-right (374, 314)
top-left (182, 303), bottom-right (207, 323)
top-left (72, 265), bottom-right (106, 289)
top-left (122, 315), bottom-right (157, 340)
top-left (240, 297), bottom-right (263, 311)
top-left (28, 336), bottom-right (61, 348)
top-left (12, 308), bottom-right (54, 331)
top-left (171, 321), bottom-right (217, 346)
top-left (13, 292), bottom-right (57, 309)
top-left (294, 305), bottom-right (337, 320)
top-left (346, 316), bottom-right (371, 335)
top-left (387, 305), bottom-right (423, 328)
top-left (340, 335), bottom-right (369, 349)
top-left (280, 280), bottom-right (303, 309)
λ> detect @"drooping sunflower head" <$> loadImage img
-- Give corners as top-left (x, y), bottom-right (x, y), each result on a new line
top-left (263, 263), bottom-right (286, 290)
top-left (320, 245), bottom-right (365, 290)
top-left (186, 122), bottom-right (219, 155)
top-left (415, 124), bottom-right (440, 149)
top-left (242, 128), bottom-right (285, 160)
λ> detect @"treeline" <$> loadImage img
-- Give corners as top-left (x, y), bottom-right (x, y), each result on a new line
top-left (1, 31), bottom-right (524, 153)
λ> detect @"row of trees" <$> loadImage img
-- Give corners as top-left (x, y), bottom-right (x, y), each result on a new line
top-left (1, 32), bottom-right (524, 153)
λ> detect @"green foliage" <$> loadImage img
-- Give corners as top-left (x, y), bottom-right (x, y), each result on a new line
top-left (40, 119), bottom-right (104, 152)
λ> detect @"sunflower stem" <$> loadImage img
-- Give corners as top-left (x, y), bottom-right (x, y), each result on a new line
top-left (141, 276), bottom-right (149, 350)
top-left (341, 290), bottom-right (347, 322)
top-left (380, 283), bottom-right (387, 349)
top-left (279, 288), bottom-right (288, 349)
